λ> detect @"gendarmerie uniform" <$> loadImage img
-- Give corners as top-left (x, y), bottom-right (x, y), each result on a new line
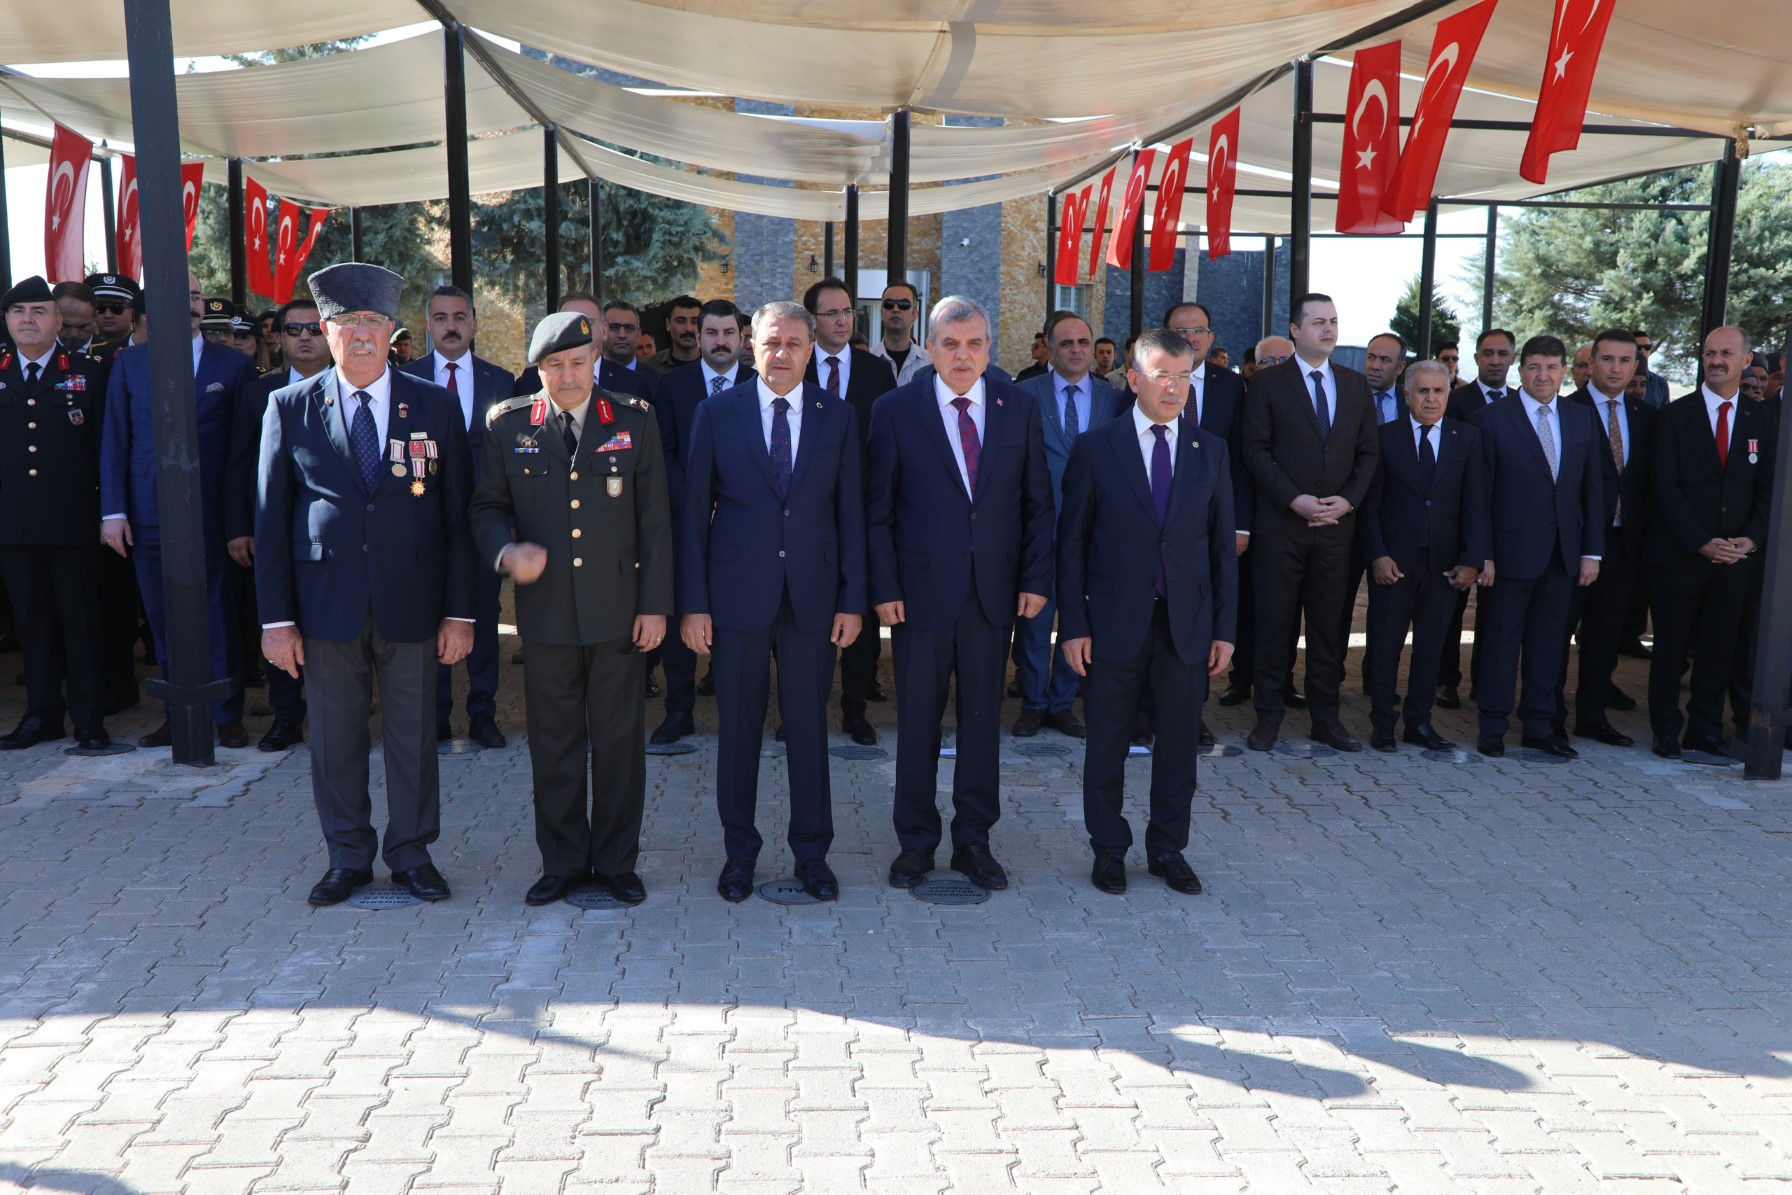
top-left (470, 312), bottom-right (673, 898)
top-left (0, 277), bottom-right (112, 748)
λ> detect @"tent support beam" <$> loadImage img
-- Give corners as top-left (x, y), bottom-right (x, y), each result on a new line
top-left (126, 0), bottom-right (220, 766)
top-left (1699, 138), bottom-right (1741, 341)
top-left (844, 185), bottom-right (859, 304)
top-left (349, 207), bottom-right (364, 263)
top-left (444, 25), bottom-right (473, 294)
top-left (1289, 58), bottom-right (1314, 303)
top-left (1044, 192), bottom-right (1057, 317)
top-left (1481, 205), bottom-right (1497, 334)
top-left (587, 177), bottom-right (603, 294)
top-left (1262, 236), bottom-right (1276, 339)
top-left (227, 158), bottom-right (246, 309)
top-left (1738, 319), bottom-right (1792, 779)
top-left (100, 152), bottom-right (118, 274)
top-left (1416, 200), bottom-right (1439, 357)
top-left (823, 221), bottom-right (834, 279)
top-left (888, 111), bottom-right (910, 290)
top-left (543, 125), bottom-right (561, 312)
top-left (1129, 151), bottom-right (1145, 343)
top-left (0, 99), bottom-right (10, 291)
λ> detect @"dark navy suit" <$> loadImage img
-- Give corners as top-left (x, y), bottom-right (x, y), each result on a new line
top-left (1016, 370), bottom-right (1125, 717)
top-left (1056, 410), bottom-right (1237, 858)
top-left (102, 338), bottom-right (254, 723)
top-left (256, 367), bottom-right (477, 872)
top-left (678, 379), bottom-right (866, 863)
top-left (401, 352), bottom-right (515, 729)
top-left (1360, 414), bottom-right (1486, 734)
top-left (866, 374), bottom-right (1054, 855)
top-left (1470, 393), bottom-right (1603, 740)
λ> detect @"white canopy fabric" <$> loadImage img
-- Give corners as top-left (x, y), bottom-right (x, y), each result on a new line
top-left (0, 1), bottom-right (420, 66)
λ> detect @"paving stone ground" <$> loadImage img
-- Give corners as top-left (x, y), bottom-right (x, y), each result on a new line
top-left (0, 628), bottom-right (1789, 1193)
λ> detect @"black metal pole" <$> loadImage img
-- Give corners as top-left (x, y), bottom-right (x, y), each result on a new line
top-left (1262, 236), bottom-right (1276, 337)
top-left (1417, 200), bottom-right (1439, 357)
top-left (0, 102), bottom-right (11, 292)
top-left (844, 185), bottom-right (860, 304)
top-left (543, 125), bottom-right (561, 312)
top-left (1129, 154), bottom-right (1146, 343)
top-left (98, 153), bottom-right (118, 274)
top-left (125, 0), bottom-right (221, 766)
top-left (1044, 192), bottom-right (1057, 316)
top-left (349, 207), bottom-right (364, 263)
top-left (1699, 139), bottom-right (1741, 341)
top-left (443, 24), bottom-right (474, 294)
top-left (226, 158), bottom-right (246, 308)
top-left (1481, 205), bottom-right (1498, 334)
top-left (1739, 318), bottom-right (1792, 779)
top-left (1289, 58), bottom-right (1314, 302)
top-left (887, 111), bottom-right (910, 289)
top-left (587, 176), bottom-right (603, 294)
top-left (823, 221), bottom-right (835, 280)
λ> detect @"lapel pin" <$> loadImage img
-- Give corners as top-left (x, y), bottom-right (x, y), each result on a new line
top-left (996, 398), bottom-right (1004, 407)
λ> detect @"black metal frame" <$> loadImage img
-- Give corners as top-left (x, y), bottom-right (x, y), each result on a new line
top-left (888, 111), bottom-right (910, 289)
top-left (543, 125), bottom-right (561, 311)
top-left (226, 158), bottom-right (246, 309)
top-left (99, 153), bottom-right (118, 275)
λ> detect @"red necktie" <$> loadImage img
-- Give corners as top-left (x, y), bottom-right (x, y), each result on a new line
top-left (951, 396), bottom-right (981, 496)
top-left (824, 355), bottom-right (841, 396)
top-left (1716, 400), bottom-right (1732, 468)
top-left (444, 360), bottom-right (460, 396)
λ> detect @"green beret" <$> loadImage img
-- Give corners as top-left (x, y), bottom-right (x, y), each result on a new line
top-left (528, 310), bottom-right (596, 365)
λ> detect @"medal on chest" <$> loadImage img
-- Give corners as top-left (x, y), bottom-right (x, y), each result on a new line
top-left (1748, 438), bottom-right (1759, 465)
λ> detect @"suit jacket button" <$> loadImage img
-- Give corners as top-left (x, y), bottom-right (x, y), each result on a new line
top-left (572, 528), bottom-right (582, 538)
top-left (784, 509), bottom-right (791, 516)
top-left (366, 503), bottom-right (375, 512)
top-left (569, 471), bottom-right (578, 481)
top-left (778, 550), bottom-right (787, 558)
top-left (363, 544), bottom-right (369, 552)
top-left (570, 499), bottom-right (580, 509)
top-left (27, 445), bottom-right (37, 453)
top-left (573, 557), bottom-right (583, 567)
top-left (27, 469), bottom-right (37, 477)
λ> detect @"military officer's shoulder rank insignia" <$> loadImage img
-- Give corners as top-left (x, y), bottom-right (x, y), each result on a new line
top-left (485, 395), bottom-right (535, 428)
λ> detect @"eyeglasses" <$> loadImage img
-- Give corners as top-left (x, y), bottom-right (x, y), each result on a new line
top-left (881, 299), bottom-right (914, 311)
top-left (283, 321), bottom-right (324, 337)
top-left (1170, 326), bottom-right (1213, 338)
top-left (606, 321), bottom-right (639, 333)
top-left (814, 308), bottom-right (855, 320)
top-left (1143, 371), bottom-right (1194, 385)
top-left (94, 302), bottom-right (129, 315)
top-left (327, 313), bottom-right (391, 330)
top-left (1257, 354), bottom-right (1291, 366)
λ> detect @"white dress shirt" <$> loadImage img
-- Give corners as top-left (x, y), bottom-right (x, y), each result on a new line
top-left (1588, 386), bottom-right (1630, 468)
top-left (1132, 403), bottom-right (1178, 475)
top-left (933, 373), bottom-right (986, 496)
top-left (1049, 369), bottom-right (1088, 434)
top-left (757, 378), bottom-right (804, 462)
top-left (20, 346), bottom-right (56, 377)
top-left (337, 366), bottom-right (394, 447)
top-left (191, 333), bottom-right (204, 375)
top-left (431, 350), bottom-right (475, 430)
top-left (1189, 367), bottom-right (1206, 427)
top-left (1411, 415), bottom-right (1444, 461)
top-left (1700, 384), bottom-right (1740, 439)
top-left (701, 360), bottom-right (741, 394)
top-left (816, 346), bottom-right (852, 396)
top-left (1295, 354), bottom-right (1338, 427)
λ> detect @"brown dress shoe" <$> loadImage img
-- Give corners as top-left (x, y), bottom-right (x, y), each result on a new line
top-left (137, 719), bottom-right (172, 748)
top-left (1041, 709), bottom-right (1086, 738)
top-left (1246, 718), bottom-right (1280, 752)
top-left (216, 720), bottom-right (250, 749)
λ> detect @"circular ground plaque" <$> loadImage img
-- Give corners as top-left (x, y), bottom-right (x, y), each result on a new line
top-left (910, 876), bottom-right (991, 906)
top-left (437, 739), bottom-right (483, 755)
top-left (757, 878), bottom-right (823, 905)
top-left (1012, 741), bottom-right (1071, 758)
top-left (64, 743), bottom-right (135, 757)
top-left (645, 740), bottom-right (699, 757)
top-left (564, 883), bottom-right (630, 909)
top-left (1275, 742), bottom-right (1337, 760)
top-left (344, 885), bottom-right (423, 910)
top-left (1422, 749), bottom-right (1480, 764)
top-left (829, 745), bottom-right (887, 761)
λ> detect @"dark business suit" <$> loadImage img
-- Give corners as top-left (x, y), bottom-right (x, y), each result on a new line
top-left (103, 339), bottom-right (253, 723)
top-left (255, 368), bottom-right (476, 872)
top-left (679, 380), bottom-right (866, 863)
top-left (1559, 388), bottom-right (1654, 727)
top-left (1017, 370), bottom-right (1125, 715)
top-left (1471, 393), bottom-right (1603, 739)
top-left (1360, 414), bottom-right (1486, 734)
top-left (1056, 411), bottom-right (1237, 857)
top-left (1441, 380), bottom-right (1511, 691)
top-left (807, 346), bottom-right (895, 722)
top-left (1240, 357), bottom-right (1379, 726)
top-left (1646, 390), bottom-right (1776, 744)
top-left (1341, 383), bottom-right (1409, 687)
top-left (866, 375), bottom-right (1054, 855)
top-left (401, 353), bottom-right (516, 728)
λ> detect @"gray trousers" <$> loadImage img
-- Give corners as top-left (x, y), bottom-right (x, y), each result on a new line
top-left (304, 616), bottom-right (440, 872)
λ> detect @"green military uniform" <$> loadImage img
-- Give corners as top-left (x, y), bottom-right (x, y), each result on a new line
top-left (470, 382), bottom-right (674, 884)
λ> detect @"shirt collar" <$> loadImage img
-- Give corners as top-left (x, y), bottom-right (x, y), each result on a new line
top-left (342, 366), bottom-right (393, 405)
top-left (550, 394), bottom-right (591, 430)
top-left (1519, 389), bottom-right (1558, 416)
top-left (1702, 384), bottom-right (1738, 411)
top-left (816, 344), bottom-right (848, 365)
top-left (934, 373), bottom-right (985, 409)
top-left (435, 349), bottom-right (469, 373)
top-left (757, 377), bottom-right (803, 411)
top-left (21, 346), bottom-right (57, 371)
top-left (1132, 401), bottom-right (1171, 439)
top-left (1294, 353), bottom-right (1331, 377)
top-left (702, 359), bottom-right (738, 387)
top-left (1049, 368), bottom-right (1088, 395)
top-left (1589, 385), bottom-right (1624, 406)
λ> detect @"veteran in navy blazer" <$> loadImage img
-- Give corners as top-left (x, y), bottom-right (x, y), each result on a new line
top-left (1470, 335), bottom-right (1603, 758)
top-left (680, 302), bottom-right (867, 904)
top-left (255, 264), bottom-right (477, 908)
top-left (1359, 361), bottom-right (1486, 751)
top-left (102, 271), bottom-right (256, 747)
top-left (866, 295), bottom-right (1054, 893)
top-left (1056, 329), bottom-right (1237, 898)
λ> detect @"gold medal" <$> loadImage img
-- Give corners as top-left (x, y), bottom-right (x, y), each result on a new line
top-left (391, 463), bottom-right (406, 477)
top-left (410, 480), bottom-right (426, 497)
top-left (606, 477), bottom-right (623, 498)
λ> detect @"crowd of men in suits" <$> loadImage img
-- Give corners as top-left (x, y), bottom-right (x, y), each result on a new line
top-left (0, 258), bottom-right (1782, 909)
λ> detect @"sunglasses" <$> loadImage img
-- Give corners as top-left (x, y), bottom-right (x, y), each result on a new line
top-left (283, 321), bottom-right (324, 336)
top-left (94, 301), bottom-right (130, 315)
top-left (1257, 355), bottom-right (1291, 366)
top-left (881, 299), bottom-right (914, 311)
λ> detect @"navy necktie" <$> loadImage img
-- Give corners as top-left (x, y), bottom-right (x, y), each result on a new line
top-left (1418, 422), bottom-right (1436, 491)
top-left (1310, 370), bottom-right (1331, 440)
top-left (769, 397), bottom-right (792, 496)
top-left (561, 410), bottom-right (579, 456)
top-left (349, 389), bottom-right (381, 494)
top-left (710, 374), bottom-right (726, 396)
top-left (1377, 390), bottom-right (1394, 423)
top-left (1151, 425), bottom-right (1172, 596)
top-left (1063, 384), bottom-right (1080, 438)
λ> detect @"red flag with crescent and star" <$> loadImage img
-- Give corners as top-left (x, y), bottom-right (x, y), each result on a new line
top-left (1520, 0), bottom-right (1617, 183)
top-left (1205, 108), bottom-right (1241, 260)
top-left (272, 200), bottom-right (302, 303)
top-left (1085, 165), bottom-right (1118, 278)
top-left (1149, 137), bottom-right (1194, 271)
top-left (181, 162), bottom-right (206, 251)
top-left (246, 177), bottom-right (273, 296)
top-left (44, 124), bottom-right (93, 282)
top-left (1106, 150), bottom-right (1156, 270)
top-left (1054, 183), bottom-right (1092, 285)
top-left (115, 153), bottom-right (142, 279)
top-left (1336, 41), bottom-right (1405, 234)
top-left (1384, 0), bottom-right (1499, 222)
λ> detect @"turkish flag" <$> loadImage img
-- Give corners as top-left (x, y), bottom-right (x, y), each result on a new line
top-left (294, 207), bottom-right (329, 280)
top-left (115, 154), bottom-right (142, 279)
top-left (1384, 0), bottom-right (1499, 222)
top-left (1055, 184), bottom-right (1092, 285)
top-left (1336, 42), bottom-right (1406, 235)
top-left (1106, 150), bottom-right (1156, 270)
top-left (272, 200), bottom-right (302, 303)
top-left (1086, 165), bottom-right (1117, 279)
top-left (1205, 109), bottom-right (1241, 260)
top-left (181, 162), bottom-right (206, 251)
top-left (1148, 138), bottom-right (1194, 272)
top-left (44, 124), bottom-right (93, 282)
top-left (1520, 0), bottom-right (1617, 183)
top-left (246, 177), bottom-right (273, 296)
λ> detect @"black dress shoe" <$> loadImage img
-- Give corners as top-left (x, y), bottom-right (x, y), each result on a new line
top-left (1520, 734), bottom-right (1578, 758)
top-left (1199, 726), bottom-right (1217, 748)
top-left (74, 728), bottom-right (111, 750)
top-left (259, 719), bottom-right (305, 752)
top-left (697, 671), bottom-right (716, 697)
top-left (717, 857), bottom-right (755, 903)
top-left (866, 682), bottom-right (891, 702)
top-left (889, 850), bottom-right (933, 889)
top-left (469, 714), bottom-right (507, 749)
top-left (1005, 679), bottom-right (1023, 699)
top-left (1682, 732), bottom-right (1728, 757)
top-left (1011, 708), bottom-right (1042, 737)
top-left (137, 720), bottom-right (171, 749)
top-left (795, 859), bottom-right (839, 901)
top-left (1435, 685), bottom-right (1462, 710)
top-left (1652, 737), bottom-right (1682, 759)
top-left (1148, 853), bottom-right (1203, 895)
top-left (436, 721), bottom-right (453, 743)
top-left (596, 871), bottom-right (647, 905)
top-left (1216, 686), bottom-right (1251, 706)
top-left (1403, 724), bottom-right (1456, 751)
top-left (1575, 721), bottom-right (1634, 747)
top-left (525, 873), bottom-right (582, 906)
top-left (393, 863), bottom-right (451, 902)
top-left (1286, 690), bottom-right (1309, 710)
top-left (644, 675), bottom-right (662, 698)
top-left (1370, 729), bottom-right (1397, 752)
top-left (950, 843), bottom-right (1008, 890)
top-left (0, 716), bottom-right (64, 750)
top-left (1090, 853), bottom-right (1127, 895)
top-left (843, 715), bottom-right (878, 746)
top-left (308, 867), bottom-right (373, 906)
top-left (1550, 721), bottom-right (1568, 742)
top-left (1310, 720), bottom-right (1363, 752)
top-left (650, 716), bottom-right (694, 745)
top-left (1042, 709), bottom-right (1086, 738)
top-left (1477, 733), bottom-right (1505, 757)
top-left (216, 720), bottom-right (250, 749)
top-left (1246, 718), bottom-right (1280, 752)
top-left (1608, 685), bottom-right (1637, 712)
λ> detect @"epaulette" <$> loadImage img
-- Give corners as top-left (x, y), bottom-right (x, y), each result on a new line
top-left (595, 384), bottom-right (651, 412)
top-left (485, 394), bottom-right (537, 428)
